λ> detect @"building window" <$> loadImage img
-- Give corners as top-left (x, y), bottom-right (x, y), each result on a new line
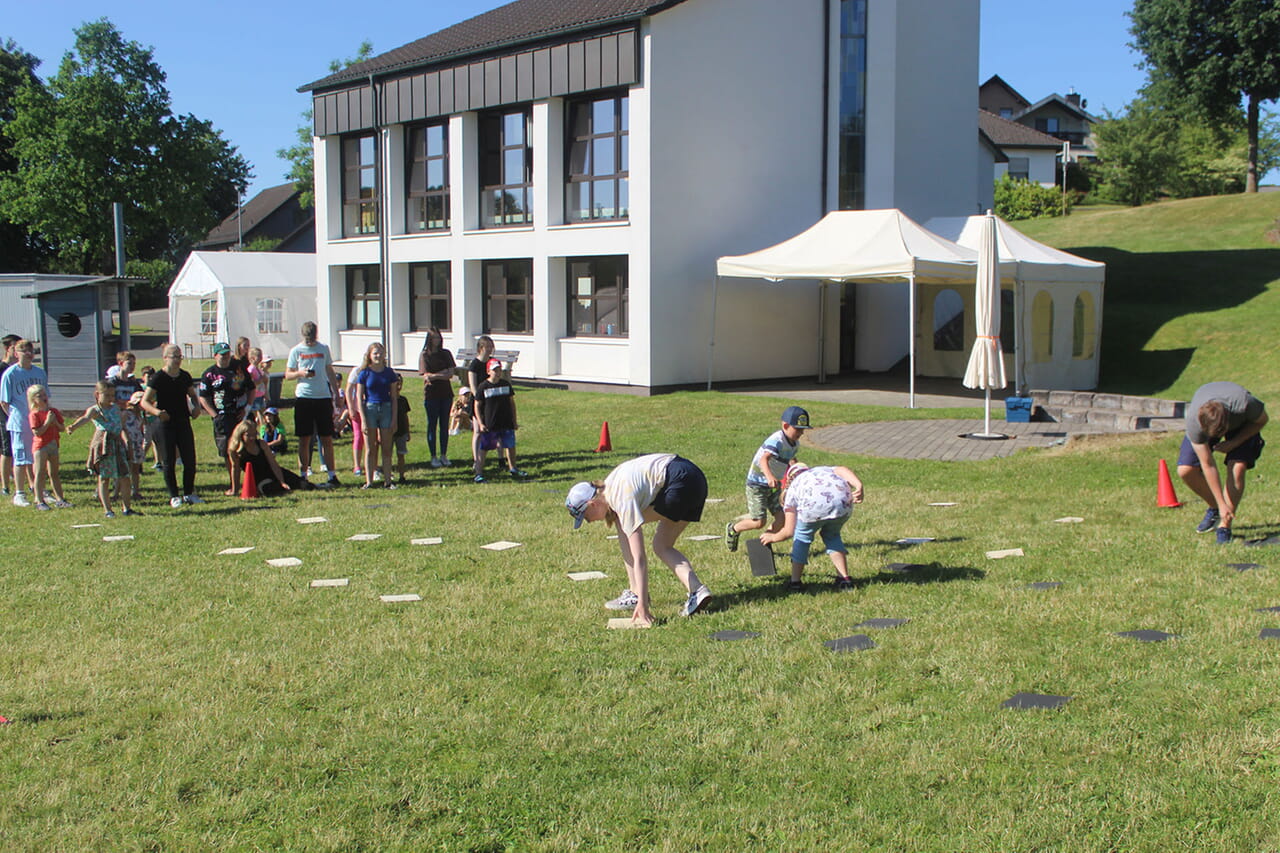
top-left (566, 94), bottom-right (629, 222)
top-left (410, 262), bottom-right (451, 331)
top-left (1035, 117), bottom-right (1060, 135)
top-left (199, 298), bottom-right (217, 335)
top-left (256, 297), bottom-right (284, 334)
top-left (932, 289), bottom-right (964, 352)
top-left (1072, 292), bottom-right (1096, 359)
top-left (407, 122), bottom-right (449, 232)
top-left (1007, 157), bottom-right (1030, 182)
top-left (838, 0), bottom-right (868, 210)
top-left (568, 256), bottom-right (628, 337)
top-left (479, 109), bottom-right (532, 228)
top-left (483, 259), bottom-right (532, 333)
top-left (342, 134), bottom-right (378, 237)
top-left (999, 107), bottom-right (1013, 119)
top-left (1032, 291), bottom-right (1054, 362)
top-left (347, 265), bottom-right (381, 329)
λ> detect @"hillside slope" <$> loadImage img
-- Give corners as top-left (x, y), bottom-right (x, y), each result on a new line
top-left (1017, 193), bottom-right (1280, 401)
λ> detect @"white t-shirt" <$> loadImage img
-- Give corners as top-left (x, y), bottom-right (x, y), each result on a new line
top-left (604, 453), bottom-right (676, 536)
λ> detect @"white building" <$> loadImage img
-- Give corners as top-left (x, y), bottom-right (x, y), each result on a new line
top-left (300, 0), bottom-right (981, 389)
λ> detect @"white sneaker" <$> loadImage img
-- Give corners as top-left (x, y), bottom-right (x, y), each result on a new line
top-left (170, 497), bottom-right (184, 508)
top-left (183, 493), bottom-right (204, 504)
top-left (681, 584), bottom-right (712, 617)
top-left (604, 589), bottom-right (638, 611)
top-left (373, 470), bottom-right (384, 482)
top-left (12, 491), bottom-right (30, 508)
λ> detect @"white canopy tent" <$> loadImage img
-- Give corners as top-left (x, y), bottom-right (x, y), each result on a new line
top-left (923, 216), bottom-right (1106, 392)
top-left (713, 209), bottom-right (978, 407)
top-left (168, 252), bottom-right (317, 360)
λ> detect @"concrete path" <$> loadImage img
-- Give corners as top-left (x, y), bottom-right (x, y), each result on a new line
top-left (806, 418), bottom-right (1116, 462)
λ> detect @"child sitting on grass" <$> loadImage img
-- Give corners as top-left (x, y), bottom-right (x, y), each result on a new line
top-left (259, 407), bottom-right (288, 455)
top-left (449, 387), bottom-right (473, 435)
top-left (26, 384), bottom-right (69, 509)
top-left (726, 406), bottom-right (810, 552)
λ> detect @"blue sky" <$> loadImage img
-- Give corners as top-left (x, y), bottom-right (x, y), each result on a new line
top-left (3, 0), bottom-right (1269, 199)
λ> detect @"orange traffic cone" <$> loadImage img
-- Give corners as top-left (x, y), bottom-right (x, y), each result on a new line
top-left (240, 462), bottom-right (259, 500)
top-left (1156, 458), bottom-right (1182, 508)
top-left (595, 421), bottom-right (612, 453)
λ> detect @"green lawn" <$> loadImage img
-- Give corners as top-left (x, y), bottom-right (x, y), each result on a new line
top-left (4, 384), bottom-right (1280, 850)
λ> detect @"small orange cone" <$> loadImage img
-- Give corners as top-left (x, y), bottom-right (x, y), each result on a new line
top-left (241, 462), bottom-right (259, 500)
top-left (1156, 458), bottom-right (1182, 508)
top-left (595, 421), bottom-right (612, 453)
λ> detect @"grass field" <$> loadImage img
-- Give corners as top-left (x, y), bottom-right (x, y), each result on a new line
top-left (5, 381), bottom-right (1280, 850)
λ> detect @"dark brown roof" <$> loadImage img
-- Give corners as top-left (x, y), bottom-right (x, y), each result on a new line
top-left (198, 183), bottom-right (309, 248)
top-left (300, 0), bottom-right (690, 92)
top-left (978, 109), bottom-right (1064, 149)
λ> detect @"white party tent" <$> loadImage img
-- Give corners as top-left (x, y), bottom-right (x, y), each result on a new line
top-left (714, 209), bottom-right (977, 406)
top-left (168, 252), bottom-right (316, 360)
top-left (923, 216), bottom-right (1105, 391)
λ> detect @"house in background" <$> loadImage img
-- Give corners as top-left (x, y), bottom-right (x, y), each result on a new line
top-left (979, 109), bottom-right (1064, 188)
top-left (197, 182), bottom-right (315, 253)
top-left (979, 74), bottom-right (1098, 161)
top-left (299, 0), bottom-right (982, 390)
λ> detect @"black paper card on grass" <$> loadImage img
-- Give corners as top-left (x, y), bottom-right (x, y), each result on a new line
top-left (1026, 582), bottom-right (1062, 590)
top-left (1245, 535), bottom-right (1280, 548)
top-left (746, 539), bottom-right (777, 577)
top-left (1261, 628), bottom-right (1280, 640)
top-left (711, 630), bottom-right (760, 641)
top-left (855, 618), bottom-right (909, 629)
top-left (883, 563), bottom-right (923, 574)
top-left (365, 503), bottom-right (392, 509)
top-left (1228, 562), bottom-right (1263, 571)
top-left (825, 634), bottom-right (876, 652)
top-left (1116, 630), bottom-right (1178, 642)
top-left (1002, 692), bottom-right (1071, 710)
top-left (1256, 606), bottom-right (1280, 613)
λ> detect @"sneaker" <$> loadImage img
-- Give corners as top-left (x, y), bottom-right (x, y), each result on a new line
top-left (833, 576), bottom-right (854, 590)
top-left (53, 499), bottom-right (72, 509)
top-left (508, 468), bottom-right (527, 478)
top-left (360, 483), bottom-right (374, 490)
top-left (429, 457), bottom-right (443, 469)
top-left (605, 589), bottom-right (639, 611)
top-left (314, 480), bottom-right (333, 489)
top-left (183, 494), bottom-right (204, 505)
top-left (373, 470), bottom-right (383, 482)
top-left (398, 475), bottom-right (407, 485)
top-left (725, 521), bottom-right (740, 552)
top-left (1196, 507), bottom-right (1221, 534)
top-left (170, 496), bottom-right (184, 508)
top-left (153, 462), bottom-right (164, 471)
top-left (385, 482), bottom-right (397, 490)
top-left (440, 457), bottom-right (452, 467)
top-left (104, 510), bottom-right (116, 519)
top-left (1216, 526), bottom-right (1233, 545)
top-left (34, 502), bottom-right (51, 511)
top-left (787, 580), bottom-right (805, 592)
top-left (473, 474), bottom-right (486, 484)
top-left (353, 467), bottom-right (363, 475)
top-left (304, 467), bottom-right (312, 478)
top-left (122, 508), bottom-right (142, 517)
top-left (12, 491), bottom-right (30, 508)
top-left (1, 487), bottom-right (8, 496)
top-left (681, 584), bottom-right (712, 617)
top-left (327, 475), bottom-right (340, 487)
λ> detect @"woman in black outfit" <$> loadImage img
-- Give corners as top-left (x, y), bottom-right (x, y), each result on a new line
top-left (141, 344), bottom-right (203, 507)
top-left (417, 326), bottom-right (456, 467)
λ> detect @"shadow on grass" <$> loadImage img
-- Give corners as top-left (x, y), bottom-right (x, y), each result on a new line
top-left (712, 562), bottom-right (984, 609)
top-left (1065, 246), bottom-right (1280, 395)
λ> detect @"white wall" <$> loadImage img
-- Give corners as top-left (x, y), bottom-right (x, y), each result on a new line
top-left (994, 147), bottom-right (1058, 188)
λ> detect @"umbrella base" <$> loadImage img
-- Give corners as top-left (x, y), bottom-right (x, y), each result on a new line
top-left (960, 432), bottom-right (1011, 441)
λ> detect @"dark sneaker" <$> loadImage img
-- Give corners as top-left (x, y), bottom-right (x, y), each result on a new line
top-left (786, 580), bottom-right (805, 592)
top-left (1196, 507), bottom-right (1220, 534)
top-left (473, 474), bottom-right (486, 484)
top-left (725, 521), bottom-right (740, 552)
top-left (833, 576), bottom-right (854, 590)
top-left (1216, 526), bottom-right (1233, 545)
top-left (508, 468), bottom-right (528, 478)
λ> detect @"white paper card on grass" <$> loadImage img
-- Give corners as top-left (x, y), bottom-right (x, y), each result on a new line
top-left (310, 578), bottom-right (349, 588)
top-left (1054, 517), bottom-right (1084, 524)
top-left (986, 548), bottom-right (1024, 559)
top-left (102, 534), bottom-right (134, 542)
top-left (267, 557), bottom-right (303, 568)
top-left (687, 534), bottom-right (721, 541)
top-left (896, 537), bottom-right (935, 545)
top-left (608, 617), bottom-right (651, 630)
top-left (296, 517), bottom-right (328, 525)
top-left (219, 546), bottom-right (255, 555)
top-left (347, 533), bottom-right (382, 541)
top-left (704, 498), bottom-right (725, 504)
top-left (567, 571), bottom-right (608, 581)
top-left (72, 523), bottom-right (102, 529)
top-left (380, 593), bottom-right (421, 603)
top-left (928, 502), bottom-right (958, 507)
top-left (411, 537), bottom-right (443, 546)
top-left (481, 541), bottom-right (522, 551)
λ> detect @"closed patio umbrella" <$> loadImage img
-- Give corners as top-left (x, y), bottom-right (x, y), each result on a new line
top-left (962, 212), bottom-right (1007, 438)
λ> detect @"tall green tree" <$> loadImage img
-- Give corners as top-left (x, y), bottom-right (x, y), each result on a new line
top-left (0, 19), bottom-right (249, 276)
top-left (0, 39), bottom-right (54, 271)
top-left (1130, 0), bottom-right (1280, 192)
top-left (278, 41), bottom-right (374, 207)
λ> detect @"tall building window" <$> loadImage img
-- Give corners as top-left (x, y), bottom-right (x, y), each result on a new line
top-left (199, 298), bottom-right (218, 335)
top-left (410, 262), bottom-right (451, 331)
top-left (838, 0), bottom-right (867, 210)
top-left (482, 259), bottom-right (532, 333)
top-left (407, 122), bottom-right (449, 232)
top-left (567, 256), bottom-right (628, 337)
top-left (256, 297), bottom-right (284, 334)
top-left (347, 265), bottom-right (381, 329)
top-left (342, 133), bottom-right (378, 236)
top-left (566, 94), bottom-right (629, 222)
top-left (479, 109), bottom-right (532, 228)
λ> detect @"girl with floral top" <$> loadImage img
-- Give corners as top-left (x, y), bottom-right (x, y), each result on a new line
top-left (760, 461), bottom-right (864, 591)
top-left (68, 380), bottom-right (137, 517)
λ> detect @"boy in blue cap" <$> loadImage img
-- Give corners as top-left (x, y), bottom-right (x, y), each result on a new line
top-left (725, 405), bottom-right (810, 552)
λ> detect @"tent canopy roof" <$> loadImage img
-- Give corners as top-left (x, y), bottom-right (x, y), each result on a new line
top-left (169, 251), bottom-right (316, 298)
top-left (924, 215), bottom-right (1105, 283)
top-left (716, 209), bottom-right (978, 284)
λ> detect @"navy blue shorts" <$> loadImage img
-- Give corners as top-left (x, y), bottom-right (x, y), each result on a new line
top-left (1178, 433), bottom-right (1265, 470)
top-left (652, 456), bottom-right (707, 524)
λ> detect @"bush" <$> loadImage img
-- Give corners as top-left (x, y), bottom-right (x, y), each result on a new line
top-left (993, 174), bottom-right (1068, 220)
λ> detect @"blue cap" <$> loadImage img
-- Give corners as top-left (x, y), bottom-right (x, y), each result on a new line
top-left (782, 406), bottom-right (811, 429)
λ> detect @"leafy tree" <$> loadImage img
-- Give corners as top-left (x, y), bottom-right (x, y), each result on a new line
top-left (241, 235), bottom-right (282, 252)
top-left (1130, 0), bottom-right (1280, 192)
top-left (0, 20), bottom-right (250, 277)
top-left (993, 174), bottom-right (1069, 221)
top-left (0, 39), bottom-right (54, 271)
top-left (279, 41), bottom-right (374, 207)
top-left (1088, 98), bottom-right (1179, 205)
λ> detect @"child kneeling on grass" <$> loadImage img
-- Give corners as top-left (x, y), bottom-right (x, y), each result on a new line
top-left (760, 460), bottom-right (864, 591)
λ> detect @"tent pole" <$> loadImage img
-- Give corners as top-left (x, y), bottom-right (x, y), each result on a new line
top-left (818, 281), bottom-right (827, 383)
top-left (1014, 274), bottom-right (1024, 395)
top-left (908, 273), bottom-right (916, 409)
top-left (706, 276), bottom-right (720, 391)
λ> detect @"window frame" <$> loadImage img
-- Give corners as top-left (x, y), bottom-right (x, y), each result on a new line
top-left (478, 107), bottom-right (533, 229)
top-left (410, 262), bottom-right (452, 332)
top-left (256, 296), bottom-right (284, 335)
top-left (341, 132), bottom-right (379, 238)
top-left (406, 121), bottom-right (450, 232)
top-left (566, 256), bottom-right (628, 338)
top-left (199, 297), bottom-right (218, 336)
top-left (565, 93), bottom-right (629, 223)
top-left (346, 265), bottom-right (382, 330)
top-left (482, 258), bottom-right (533, 334)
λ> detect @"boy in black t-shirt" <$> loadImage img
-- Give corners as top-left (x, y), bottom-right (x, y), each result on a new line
top-left (473, 358), bottom-right (526, 483)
